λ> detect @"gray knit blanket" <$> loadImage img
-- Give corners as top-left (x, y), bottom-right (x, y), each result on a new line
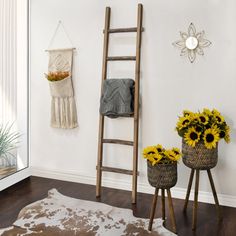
top-left (100, 79), bottom-right (135, 118)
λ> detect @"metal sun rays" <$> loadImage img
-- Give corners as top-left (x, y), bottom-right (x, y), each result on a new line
top-left (173, 23), bottom-right (212, 63)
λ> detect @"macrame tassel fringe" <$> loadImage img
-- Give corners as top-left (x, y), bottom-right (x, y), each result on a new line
top-left (51, 96), bottom-right (78, 129)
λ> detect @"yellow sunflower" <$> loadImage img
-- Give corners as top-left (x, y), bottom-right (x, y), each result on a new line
top-left (171, 148), bottom-right (182, 160)
top-left (218, 128), bottom-right (226, 139)
top-left (224, 134), bottom-right (230, 143)
top-left (172, 147), bottom-right (181, 155)
top-left (143, 146), bottom-right (157, 159)
top-left (203, 128), bottom-right (220, 149)
top-left (190, 114), bottom-right (200, 124)
top-left (183, 110), bottom-right (194, 117)
top-left (198, 113), bottom-right (209, 125)
top-left (176, 115), bottom-right (191, 130)
top-left (214, 114), bottom-right (225, 124)
top-left (184, 127), bottom-right (201, 147)
top-left (195, 125), bottom-right (203, 133)
top-left (165, 150), bottom-right (181, 162)
top-left (224, 125), bottom-right (230, 143)
top-left (211, 124), bottom-right (221, 134)
top-left (212, 108), bottom-right (221, 115)
top-left (164, 150), bottom-right (175, 161)
top-left (149, 153), bottom-right (163, 166)
top-left (203, 108), bottom-right (213, 117)
top-left (156, 144), bottom-right (164, 153)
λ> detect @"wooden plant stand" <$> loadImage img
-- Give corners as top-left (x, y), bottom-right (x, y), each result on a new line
top-left (183, 169), bottom-right (222, 231)
top-left (148, 188), bottom-right (177, 233)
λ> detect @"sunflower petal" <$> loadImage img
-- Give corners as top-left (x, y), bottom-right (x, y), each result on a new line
top-left (188, 23), bottom-right (196, 36)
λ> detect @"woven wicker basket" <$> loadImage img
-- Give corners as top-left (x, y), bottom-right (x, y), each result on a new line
top-left (147, 161), bottom-right (177, 188)
top-left (182, 139), bottom-right (218, 170)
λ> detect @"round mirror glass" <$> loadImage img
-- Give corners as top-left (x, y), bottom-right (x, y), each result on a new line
top-left (185, 36), bottom-right (198, 50)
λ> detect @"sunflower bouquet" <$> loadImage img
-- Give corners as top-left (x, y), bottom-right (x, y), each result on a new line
top-left (143, 144), bottom-right (181, 166)
top-left (176, 108), bottom-right (230, 149)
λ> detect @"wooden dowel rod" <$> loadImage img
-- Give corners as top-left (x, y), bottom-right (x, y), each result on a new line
top-left (103, 27), bottom-right (144, 33)
top-left (107, 56), bottom-right (136, 61)
top-left (103, 139), bottom-right (134, 146)
top-left (45, 47), bottom-right (76, 52)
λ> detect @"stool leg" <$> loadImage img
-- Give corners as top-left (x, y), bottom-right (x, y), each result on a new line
top-left (148, 188), bottom-right (159, 231)
top-left (161, 189), bottom-right (165, 221)
top-left (167, 188), bottom-right (177, 233)
top-left (207, 169), bottom-right (222, 221)
top-left (183, 169), bottom-right (195, 212)
top-left (192, 169), bottom-right (200, 231)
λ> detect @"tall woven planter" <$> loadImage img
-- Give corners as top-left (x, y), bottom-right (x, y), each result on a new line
top-left (182, 139), bottom-right (218, 170)
top-left (147, 161), bottom-right (177, 189)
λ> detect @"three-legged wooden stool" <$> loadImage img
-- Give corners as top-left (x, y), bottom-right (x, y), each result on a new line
top-left (148, 188), bottom-right (177, 233)
top-left (183, 169), bottom-right (222, 230)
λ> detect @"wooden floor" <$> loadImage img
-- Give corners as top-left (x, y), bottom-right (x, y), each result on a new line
top-left (0, 176), bottom-right (236, 236)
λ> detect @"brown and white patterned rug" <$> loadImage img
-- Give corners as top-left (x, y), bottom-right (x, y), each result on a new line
top-left (0, 189), bottom-right (176, 236)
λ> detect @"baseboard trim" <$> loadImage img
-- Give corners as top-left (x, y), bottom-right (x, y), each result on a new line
top-left (31, 167), bottom-right (236, 208)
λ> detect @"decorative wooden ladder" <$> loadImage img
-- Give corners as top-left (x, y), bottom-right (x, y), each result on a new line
top-left (96, 4), bottom-right (143, 204)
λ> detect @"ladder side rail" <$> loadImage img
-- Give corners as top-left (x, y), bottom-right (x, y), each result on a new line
top-left (132, 3), bottom-right (143, 204)
top-left (96, 7), bottom-right (111, 198)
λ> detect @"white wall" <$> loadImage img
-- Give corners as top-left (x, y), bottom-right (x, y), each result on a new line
top-left (30, 0), bottom-right (236, 206)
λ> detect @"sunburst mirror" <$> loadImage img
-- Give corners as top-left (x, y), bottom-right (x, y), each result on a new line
top-left (172, 23), bottom-right (212, 63)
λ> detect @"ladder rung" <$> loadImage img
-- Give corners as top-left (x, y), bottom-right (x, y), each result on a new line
top-left (100, 166), bottom-right (133, 175)
top-left (108, 27), bottom-right (137, 33)
top-left (107, 56), bottom-right (136, 61)
top-left (103, 27), bottom-right (145, 34)
top-left (103, 139), bottom-right (134, 146)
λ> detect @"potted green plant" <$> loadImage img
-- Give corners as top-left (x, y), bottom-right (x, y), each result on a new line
top-left (0, 123), bottom-right (20, 167)
top-left (143, 144), bottom-right (181, 188)
top-left (175, 108), bottom-right (230, 170)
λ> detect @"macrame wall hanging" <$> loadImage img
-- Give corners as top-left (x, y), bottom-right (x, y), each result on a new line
top-left (45, 21), bottom-right (78, 129)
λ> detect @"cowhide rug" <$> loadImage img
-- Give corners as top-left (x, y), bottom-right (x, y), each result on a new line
top-left (0, 189), bottom-right (176, 236)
